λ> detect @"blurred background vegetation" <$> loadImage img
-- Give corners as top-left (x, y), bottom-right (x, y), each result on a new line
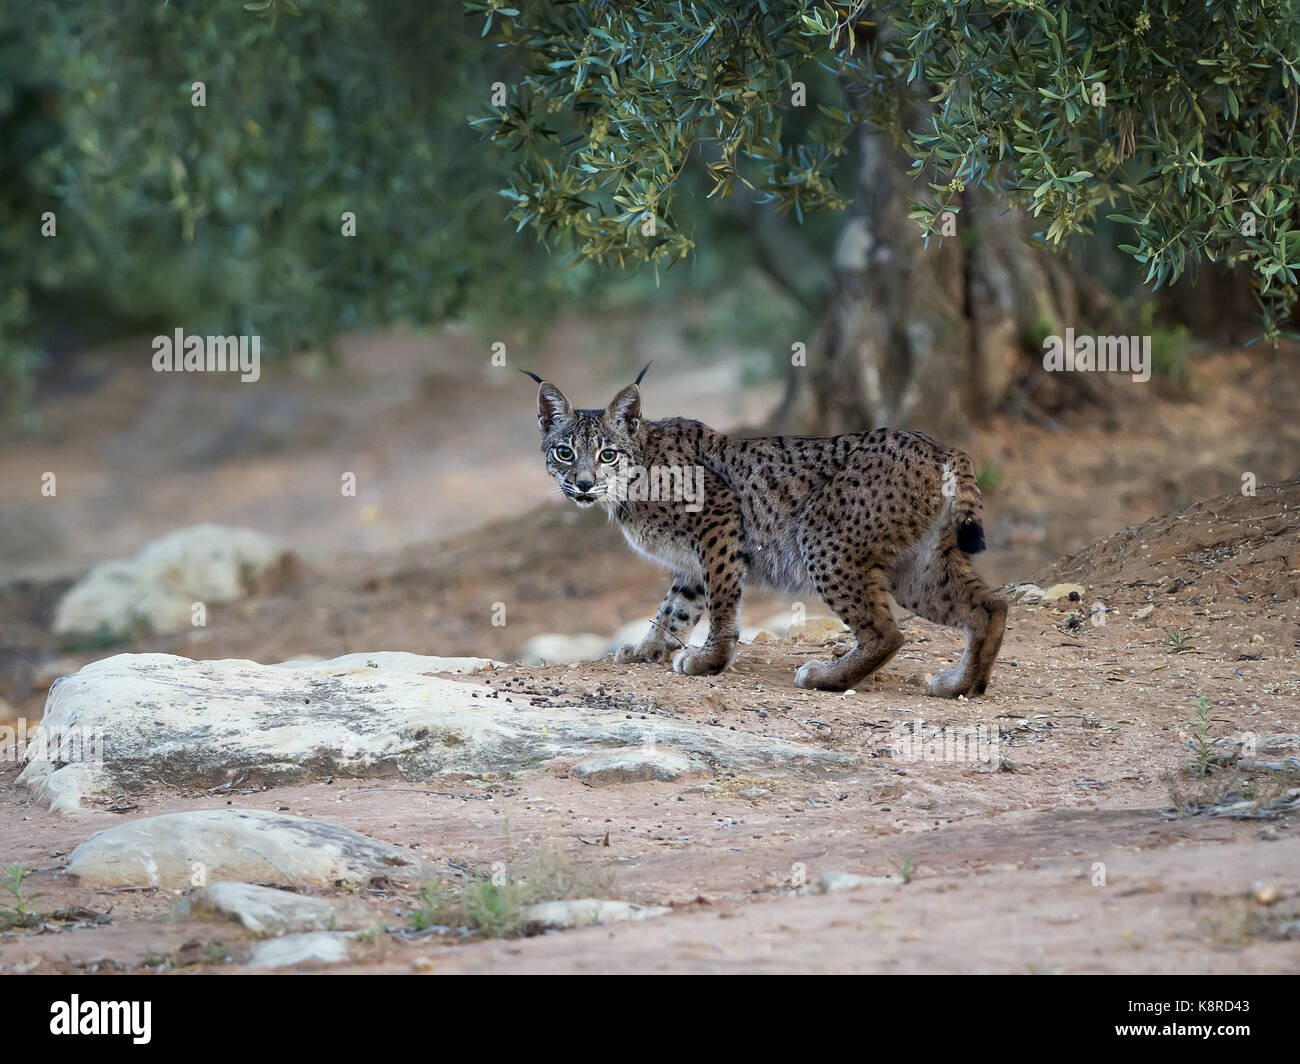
top-left (0, 0), bottom-right (834, 428)
top-left (0, 0), bottom-right (1288, 435)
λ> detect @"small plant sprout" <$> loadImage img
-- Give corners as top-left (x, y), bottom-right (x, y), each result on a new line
top-left (0, 864), bottom-right (44, 928)
top-left (899, 855), bottom-right (915, 884)
top-left (1186, 696), bottom-right (1224, 778)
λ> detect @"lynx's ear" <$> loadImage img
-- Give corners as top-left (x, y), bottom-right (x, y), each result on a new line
top-left (536, 381), bottom-right (573, 434)
top-left (605, 383), bottom-right (641, 430)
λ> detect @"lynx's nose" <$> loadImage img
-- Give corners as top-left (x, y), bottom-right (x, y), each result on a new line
top-left (575, 474), bottom-right (595, 492)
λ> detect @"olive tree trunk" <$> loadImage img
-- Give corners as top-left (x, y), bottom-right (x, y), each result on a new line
top-left (769, 122), bottom-right (1114, 439)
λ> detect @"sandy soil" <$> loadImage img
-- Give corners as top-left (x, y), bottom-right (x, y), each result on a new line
top-left (1, 479), bottom-right (1296, 974)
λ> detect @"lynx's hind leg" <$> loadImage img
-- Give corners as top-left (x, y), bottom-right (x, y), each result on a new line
top-left (894, 544), bottom-right (1007, 697)
top-left (794, 560), bottom-right (903, 692)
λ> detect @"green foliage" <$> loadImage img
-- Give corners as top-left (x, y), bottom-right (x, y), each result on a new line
top-left (1186, 695), bottom-right (1223, 777)
top-left (1140, 301), bottom-right (1194, 385)
top-left (0, 0), bottom-right (590, 418)
top-left (975, 464), bottom-right (1002, 494)
top-left (472, 1), bottom-right (1300, 338)
top-left (0, 864), bottom-right (43, 928)
top-left (469, 1), bottom-right (854, 271)
top-left (409, 849), bottom-right (617, 938)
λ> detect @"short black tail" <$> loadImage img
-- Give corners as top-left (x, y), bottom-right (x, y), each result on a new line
top-left (957, 518), bottom-right (986, 554)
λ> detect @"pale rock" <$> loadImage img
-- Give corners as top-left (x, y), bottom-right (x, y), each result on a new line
top-left (758, 611), bottom-right (794, 637)
top-left (815, 870), bottom-right (905, 893)
top-left (174, 881), bottom-right (368, 935)
top-left (570, 750), bottom-right (709, 786)
top-left (65, 809), bottom-right (433, 889)
top-left (519, 633), bottom-right (611, 664)
top-left (1039, 583), bottom-right (1086, 603)
top-left (20, 652), bottom-right (860, 811)
top-left (52, 524), bottom-right (297, 636)
top-left (247, 931), bottom-right (354, 968)
top-left (275, 652), bottom-right (503, 674)
top-left (1254, 882), bottom-right (1279, 905)
top-left (519, 899), bottom-right (671, 931)
top-left (788, 616), bottom-right (849, 641)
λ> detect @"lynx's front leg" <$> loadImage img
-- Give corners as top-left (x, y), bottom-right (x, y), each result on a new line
top-left (672, 509), bottom-right (745, 676)
top-left (615, 575), bottom-right (706, 664)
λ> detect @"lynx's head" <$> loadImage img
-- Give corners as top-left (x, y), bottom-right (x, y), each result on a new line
top-left (527, 365), bottom-right (650, 510)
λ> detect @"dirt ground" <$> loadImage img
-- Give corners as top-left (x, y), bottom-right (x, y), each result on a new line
top-left (1, 328), bottom-right (1298, 973)
top-left (2, 479), bottom-right (1297, 974)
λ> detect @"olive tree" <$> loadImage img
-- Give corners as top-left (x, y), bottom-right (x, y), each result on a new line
top-left (471, 0), bottom-right (1300, 433)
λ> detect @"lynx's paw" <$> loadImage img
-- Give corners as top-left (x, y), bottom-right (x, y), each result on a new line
top-left (794, 659), bottom-right (843, 691)
top-left (672, 646), bottom-right (729, 676)
top-left (927, 668), bottom-right (973, 698)
top-left (615, 643), bottom-right (665, 664)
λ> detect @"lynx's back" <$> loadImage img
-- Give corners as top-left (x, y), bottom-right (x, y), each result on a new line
top-left (691, 427), bottom-right (985, 595)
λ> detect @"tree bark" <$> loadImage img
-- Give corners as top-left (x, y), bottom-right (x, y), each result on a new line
top-left (769, 123), bottom-right (1117, 440)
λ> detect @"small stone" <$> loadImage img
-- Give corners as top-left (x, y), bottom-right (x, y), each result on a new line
top-left (175, 882), bottom-right (366, 936)
top-left (519, 899), bottom-right (670, 931)
top-left (789, 616), bottom-right (849, 641)
top-left (815, 870), bottom-right (904, 893)
top-left (247, 931), bottom-right (354, 969)
top-left (1254, 882), bottom-right (1278, 905)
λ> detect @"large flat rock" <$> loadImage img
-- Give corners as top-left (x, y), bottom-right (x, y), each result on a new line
top-left (19, 653), bottom-right (860, 811)
top-left (66, 809), bottom-right (433, 889)
top-left (570, 750), bottom-right (709, 786)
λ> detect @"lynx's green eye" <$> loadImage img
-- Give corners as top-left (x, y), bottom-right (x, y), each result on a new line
top-left (598, 448), bottom-right (618, 464)
top-left (553, 445), bottom-right (575, 463)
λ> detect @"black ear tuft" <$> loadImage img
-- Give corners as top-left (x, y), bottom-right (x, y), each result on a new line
top-left (519, 369), bottom-right (545, 384)
top-left (634, 360), bottom-right (653, 385)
